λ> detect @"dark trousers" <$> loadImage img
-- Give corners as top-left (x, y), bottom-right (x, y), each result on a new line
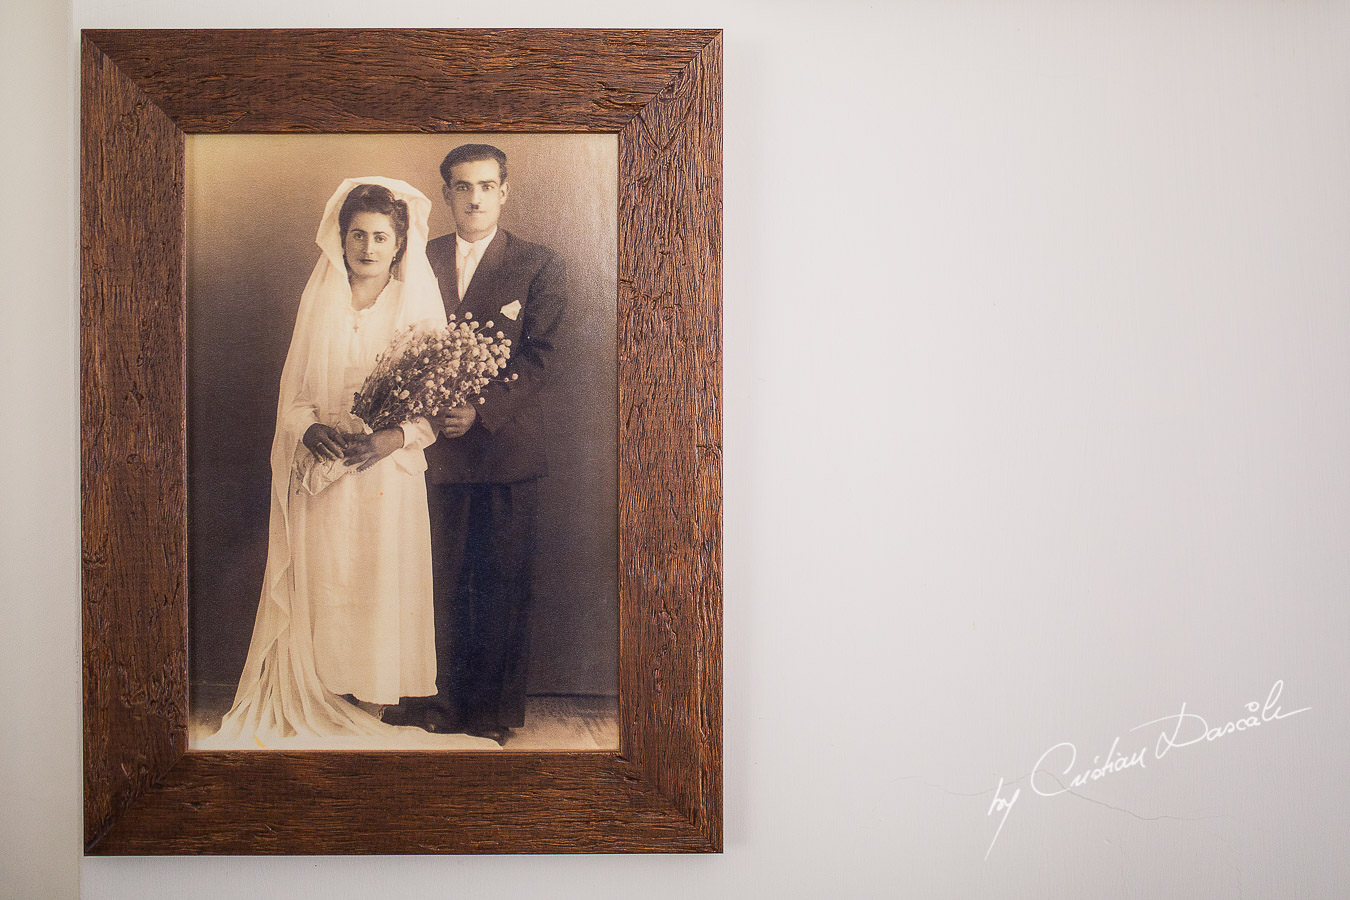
top-left (427, 480), bottom-right (538, 730)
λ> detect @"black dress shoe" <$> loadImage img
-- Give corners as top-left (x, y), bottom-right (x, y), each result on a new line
top-left (463, 725), bottom-right (512, 747)
top-left (423, 707), bottom-right (464, 734)
top-left (380, 704), bottom-right (424, 728)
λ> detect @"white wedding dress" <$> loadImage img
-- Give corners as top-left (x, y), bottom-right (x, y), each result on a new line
top-left (198, 178), bottom-right (495, 750)
top-left (294, 277), bottom-right (438, 705)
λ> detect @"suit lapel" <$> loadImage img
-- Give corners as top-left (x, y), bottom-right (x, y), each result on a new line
top-left (433, 239), bottom-right (460, 318)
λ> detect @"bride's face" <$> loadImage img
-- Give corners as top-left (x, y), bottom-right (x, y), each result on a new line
top-left (343, 211), bottom-right (400, 278)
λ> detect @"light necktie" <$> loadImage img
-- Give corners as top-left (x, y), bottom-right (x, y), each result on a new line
top-left (457, 244), bottom-right (479, 301)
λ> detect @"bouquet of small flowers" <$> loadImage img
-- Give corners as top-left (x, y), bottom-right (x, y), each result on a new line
top-left (350, 311), bottom-right (516, 432)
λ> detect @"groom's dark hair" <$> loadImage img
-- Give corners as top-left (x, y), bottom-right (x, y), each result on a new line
top-left (440, 144), bottom-right (508, 185)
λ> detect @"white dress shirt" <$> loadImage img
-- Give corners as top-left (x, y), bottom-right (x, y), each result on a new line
top-left (456, 228), bottom-right (498, 301)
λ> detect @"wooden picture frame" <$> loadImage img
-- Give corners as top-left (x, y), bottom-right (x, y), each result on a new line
top-left (81, 28), bottom-right (722, 854)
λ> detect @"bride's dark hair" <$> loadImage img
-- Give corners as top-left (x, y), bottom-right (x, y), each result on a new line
top-left (338, 183), bottom-right (410, 275)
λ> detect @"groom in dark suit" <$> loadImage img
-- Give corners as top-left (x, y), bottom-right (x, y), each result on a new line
top-left (390, 144), bottom-right (567, 745)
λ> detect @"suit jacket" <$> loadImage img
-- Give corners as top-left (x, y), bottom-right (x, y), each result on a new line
top-left (423, 228), bottom-right (567, 484)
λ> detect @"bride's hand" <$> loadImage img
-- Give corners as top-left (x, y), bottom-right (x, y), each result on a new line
top-left (302, 423), bottom-right (348, 461)
top-left (343, 428), bottom-right (403, 472)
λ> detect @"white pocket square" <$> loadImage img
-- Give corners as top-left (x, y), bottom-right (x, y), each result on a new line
top-left (500, 300), bottom-right (522, 321)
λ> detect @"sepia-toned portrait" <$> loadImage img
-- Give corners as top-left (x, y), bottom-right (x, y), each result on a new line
top-left (186, 134), bottom-right (618, 751)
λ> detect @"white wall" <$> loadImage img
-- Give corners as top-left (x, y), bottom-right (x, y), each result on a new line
top-left (4, 1), bottom-right (1348, 897)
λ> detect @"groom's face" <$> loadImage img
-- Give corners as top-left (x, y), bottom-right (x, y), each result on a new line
top-left (443, 158), bottom-right (508, 242)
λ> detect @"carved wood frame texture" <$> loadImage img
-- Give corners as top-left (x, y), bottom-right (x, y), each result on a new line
top-left (81, 28), bottom-right (722, 854)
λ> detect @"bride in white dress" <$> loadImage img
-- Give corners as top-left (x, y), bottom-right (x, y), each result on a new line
top-left (202, 177), bottom-right (491, 749)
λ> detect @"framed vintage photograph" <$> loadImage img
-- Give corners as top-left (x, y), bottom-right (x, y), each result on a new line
top-left (81, 28), bottom-right (721, 854)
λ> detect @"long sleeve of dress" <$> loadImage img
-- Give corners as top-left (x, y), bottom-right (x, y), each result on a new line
top-left (399, 416), bottom-right (436, 451)
top-left (390, 416), bottom-right (436, 476)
